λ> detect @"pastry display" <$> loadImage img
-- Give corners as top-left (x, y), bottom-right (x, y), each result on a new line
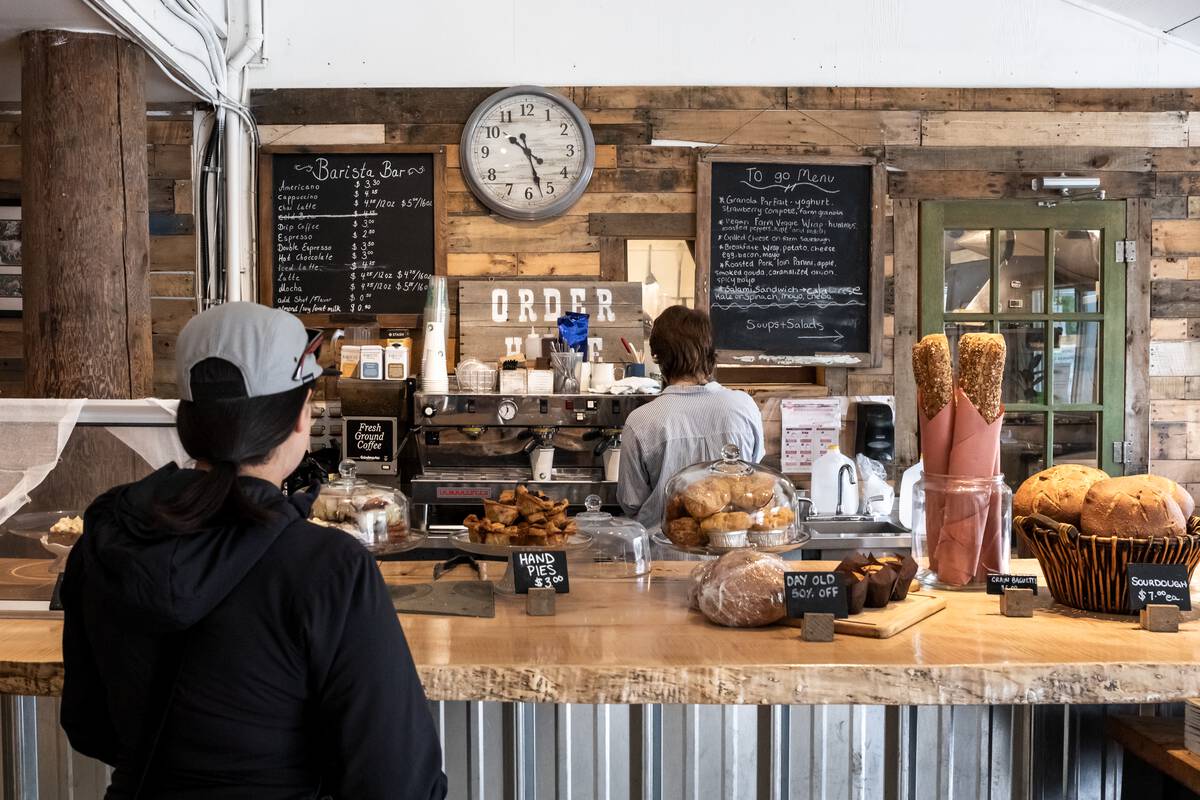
top-left (308, 460), bottom-right (411, 548)
top-left (463, 485), bottom-right (577, 547)
top-left (1080, 475), bottom-right (1188, 538)
top-left (694, 550), bottom-right (787, 628)
top-left (310, 491), bottom-right (407, 544)
top-left (1013, 464), bottom-right (1109, 527)
top-left (660, 445), bottom-right (802, 551)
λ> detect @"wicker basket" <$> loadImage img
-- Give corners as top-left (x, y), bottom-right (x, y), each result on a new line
top-left (1014, 514), bottom-right (1200, 614)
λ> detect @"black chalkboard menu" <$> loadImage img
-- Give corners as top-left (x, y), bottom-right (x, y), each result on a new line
top-left (697, 157), bottom-right (883, 365)
top-left (261, 147), bottom-right (444, 318)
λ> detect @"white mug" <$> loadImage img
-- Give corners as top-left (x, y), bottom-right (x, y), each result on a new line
top-left (591, 362), bottom-right (615, 392)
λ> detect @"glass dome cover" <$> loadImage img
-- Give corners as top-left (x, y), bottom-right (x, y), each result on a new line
top-left (662, 444), bottom-right (801, 550)
top-left (577, 494), bottom-right (651, 578)
top-left (310, 459), bottom-right (411, 549)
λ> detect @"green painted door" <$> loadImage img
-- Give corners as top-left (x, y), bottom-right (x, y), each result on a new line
top-left (919, 200), bottom-right (1127, 484)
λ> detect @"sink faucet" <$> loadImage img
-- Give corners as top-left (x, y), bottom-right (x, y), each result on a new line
top-left (835, 464), bottom-right (857, 516)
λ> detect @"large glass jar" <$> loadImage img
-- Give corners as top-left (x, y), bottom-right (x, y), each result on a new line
top-left (913, 473), bottom-right (1012, 589)
top-left (576, 495), bottom-right (651, 578)
top-left (662, 444), bottom-right (801, 550)
top-left (310, 459), bottom-right (411, 550)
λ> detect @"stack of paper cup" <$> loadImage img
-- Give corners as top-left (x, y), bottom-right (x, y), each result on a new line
top-left (421, 276), bottom-right (450, 393)
top-left (421, 319), bottom-right (449, 393)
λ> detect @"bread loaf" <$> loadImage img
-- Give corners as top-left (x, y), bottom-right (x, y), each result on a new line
top-left (1013, 464), bottom-right (1110, 526)
top-left (695, 550), bottom-right (786, 627)
top-left (1080, 476), bottom-right (1188, 538)
top-left (912, 334), bottom-right (954, 418)
top-left (1142, 475), bottom-right (1195, 519)
top-left (957, 333), bottom-right (1006, 423)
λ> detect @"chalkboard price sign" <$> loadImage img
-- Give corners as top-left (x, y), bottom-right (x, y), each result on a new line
top-left (698, 157), bottom-right (883, 365)
top-left (512, 551), bottom-right (570, 594)
top-left (985, 574), bottom-right (1039, 596)
top-left (1127, 564), bottom-right (1191, 612)
top-left (785, 571), bottom-right (848, 619)
top-left (262, 147), bottom-right (444, 319)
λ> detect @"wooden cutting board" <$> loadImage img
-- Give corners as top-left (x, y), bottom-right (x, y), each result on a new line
top-left (782, 591), bottom-right (947, 639)
top-left (834, 593), bottom-right (947, 638)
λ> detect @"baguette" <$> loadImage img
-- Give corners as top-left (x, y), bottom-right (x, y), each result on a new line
top-left (912, 334), bottom-right (954, 419)
top-left (957, 333), bottom-right (1006, 423)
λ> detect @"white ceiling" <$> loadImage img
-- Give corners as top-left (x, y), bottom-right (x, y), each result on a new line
top-left (1085, 0), bottom-right (1200, 46)
top-left (0, 0), bottom-right (194, 102)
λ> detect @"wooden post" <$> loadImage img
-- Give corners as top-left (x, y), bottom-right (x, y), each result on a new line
top-left (21, 31), bottom-right (153, 398)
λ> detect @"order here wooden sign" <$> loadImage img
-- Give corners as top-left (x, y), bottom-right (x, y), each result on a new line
top-left (457, 280), bottom-right (644, 363)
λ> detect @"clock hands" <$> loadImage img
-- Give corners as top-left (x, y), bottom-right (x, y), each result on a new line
top-left (509, 133), bottom-right (544, 197)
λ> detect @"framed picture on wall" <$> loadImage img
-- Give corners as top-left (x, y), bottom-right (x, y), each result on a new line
top-left (0, 207), bottom-right (19, 317)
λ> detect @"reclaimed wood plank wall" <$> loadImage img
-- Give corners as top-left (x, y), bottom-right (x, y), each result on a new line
top-left (250, 85), bottom-right (1200, 493)
top-left (0, 104), bottom-right (196, 398)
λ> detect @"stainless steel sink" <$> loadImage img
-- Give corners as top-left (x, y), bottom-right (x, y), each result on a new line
top-left (806, 520), bottom-right (909, 536)
top-left (801, 519), bottom-right (912, 552)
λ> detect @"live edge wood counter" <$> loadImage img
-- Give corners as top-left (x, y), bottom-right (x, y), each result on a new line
top-left (2, 559), bottom-right (1200, 706)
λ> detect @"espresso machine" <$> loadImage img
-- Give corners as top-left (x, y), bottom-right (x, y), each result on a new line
top-left (409, 387), bottom-right (652, 528)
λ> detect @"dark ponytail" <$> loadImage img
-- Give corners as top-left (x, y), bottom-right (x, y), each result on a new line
top-left (155, 359), bottom-right (311, 532)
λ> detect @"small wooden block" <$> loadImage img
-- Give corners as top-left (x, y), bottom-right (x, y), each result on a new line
top-left (1140, 604), bottom-right (1180, 633)
top-left (526, 587), bottom-right (556, 616)
top-left (801, 613), bottom-right (835, 642)
top-left (1000, 588), bottom-right (1034, 617)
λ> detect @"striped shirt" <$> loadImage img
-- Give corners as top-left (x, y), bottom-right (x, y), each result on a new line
top-left (618, 382), bottom-right (765, 529)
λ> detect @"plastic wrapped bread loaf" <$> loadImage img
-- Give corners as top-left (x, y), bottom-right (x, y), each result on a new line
top-left (695, 550), bottom-right (787, 627)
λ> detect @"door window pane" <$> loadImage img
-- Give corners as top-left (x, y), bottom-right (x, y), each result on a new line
top-left (944, 321), bottom-right (990, 365)
top-left (999, 321), bottom-right (1045, 404)
top-left (1053, 412), bottom-right (1098, 467)
top-left (1051, 321), bottom-right (1100, 404)
top-left (944, 229), bottom-right (991, 312)
top-left (1053, 229), bottom-right (1100, 313)
top-left (997, 230), bottom-right (1046, 314)
top-left (1001, 412), bottom-right (1046, 488)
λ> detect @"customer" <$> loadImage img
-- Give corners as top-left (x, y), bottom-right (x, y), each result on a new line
top-left (60, 303), bottom-right (447, 799)
top-left (618, 305), bottom-right (764, 528)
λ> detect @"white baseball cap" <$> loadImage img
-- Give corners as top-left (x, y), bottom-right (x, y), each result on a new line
top-left (176, 302), bottom-right (327, 401)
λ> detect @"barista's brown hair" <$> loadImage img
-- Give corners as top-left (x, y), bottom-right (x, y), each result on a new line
top-left (650, 305), bottom-right (717, 382)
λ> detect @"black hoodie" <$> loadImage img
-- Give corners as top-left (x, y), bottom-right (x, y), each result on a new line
top-left (61, 465), bottom-right (448, 800)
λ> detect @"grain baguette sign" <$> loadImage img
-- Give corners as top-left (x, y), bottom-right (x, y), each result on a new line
top-left (457, 280), bottom-right (643, 363)
top-left (260, 146), bottom-right (445, 319)
top-left (696, 156), bottom-right (884, 366)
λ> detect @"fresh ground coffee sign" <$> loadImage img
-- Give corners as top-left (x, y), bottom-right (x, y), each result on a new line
top-left (458, 280), bottom-right (644, 362)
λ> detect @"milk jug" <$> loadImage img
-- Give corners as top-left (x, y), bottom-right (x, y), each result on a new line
top-left (811, 445), bottom-right (859, 516)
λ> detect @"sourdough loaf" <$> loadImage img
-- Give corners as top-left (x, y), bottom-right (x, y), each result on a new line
top-left (1013, 464), bottom-right (1110, 526)
top-left (1080, 475), bottom-right (1188, 538)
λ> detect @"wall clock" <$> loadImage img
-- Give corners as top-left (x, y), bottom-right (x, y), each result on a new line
top-left (460, 85), bottom-right (596, 221)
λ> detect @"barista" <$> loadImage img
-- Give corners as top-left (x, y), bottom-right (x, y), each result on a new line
top-left (618, 305), bottom-right (764, 528)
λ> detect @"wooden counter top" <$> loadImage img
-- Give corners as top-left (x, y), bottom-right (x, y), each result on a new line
top-left (3, 559), bottom-right (1200, 706)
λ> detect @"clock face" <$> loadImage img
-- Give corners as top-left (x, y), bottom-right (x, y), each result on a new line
top-left (460, 87), bottom-right (595, 220)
